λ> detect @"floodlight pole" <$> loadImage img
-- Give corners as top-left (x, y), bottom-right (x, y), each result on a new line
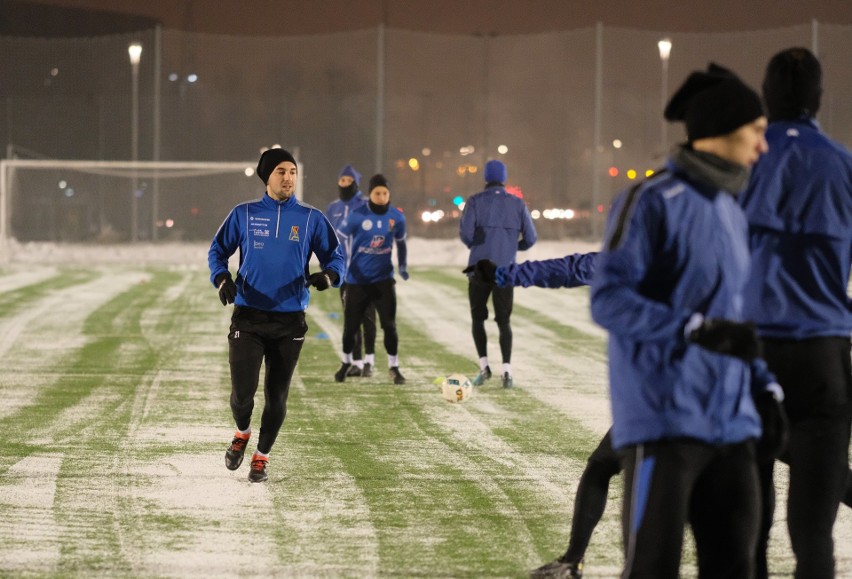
top-left (128, 42), bottom-right (142, 242)
top-left (658, 38), bottom-right (672, 156)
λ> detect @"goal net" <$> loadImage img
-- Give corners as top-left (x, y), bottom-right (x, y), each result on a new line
top-left (0, 159), bottom-right (304, 246)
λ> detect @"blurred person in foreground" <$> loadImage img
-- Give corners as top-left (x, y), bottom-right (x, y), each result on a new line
top-left (326, 164), bottom-right (377, 378)
top-left (742, 47), bottom-right (852, 579)
top-left (590, 63), bottom-right (774, 577)
top-left (460, 159), bottom-right (537, 389)
top-left (334, 174), bottom-right (409, 385)
top-left (208, 148), bottom-right (344, 482)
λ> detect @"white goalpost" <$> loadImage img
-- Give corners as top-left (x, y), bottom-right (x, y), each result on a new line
top-left (0, 159), bottom-right (305, 250)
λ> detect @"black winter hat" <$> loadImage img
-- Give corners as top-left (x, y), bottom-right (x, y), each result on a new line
top-left (664, 63), bottom-right (764, 142)
top-left (256, 148), bottom-right (297, 184)
top-left (762, 47), bottom-right (822, 122)
top-left (368, 173), bottom-right (390, 192)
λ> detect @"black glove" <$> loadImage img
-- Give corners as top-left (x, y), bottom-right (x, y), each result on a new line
top-left (306, 269), bottom-right (339, 291)
top-left (462, 259), bottom-right (498, 284)
top-left (754, 387), bottom-right (789, 461)
top-left (215, 273), bottom-right (237, 306)
top-left (687, 318), bottom-right (761, 361)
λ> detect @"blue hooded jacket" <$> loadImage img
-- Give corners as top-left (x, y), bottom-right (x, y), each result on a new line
top-left (740, 119), bottom-right (852, 339)
top-left (209, 193), bottom-right (345, 313)
top-left (460, 186), bottom-right (537, 268)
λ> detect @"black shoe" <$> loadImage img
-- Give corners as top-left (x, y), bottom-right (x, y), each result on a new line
top-left (248, 454), bottom-right (268, 483)
top-left (225, 432), bottom-right (250, 471)
top-left (335, 362), bottom-right (351, 382)
top-left (502, 372), bottom-right (514, 389)
top-left (389, 366), bottom-right (406, 384)
top-left (472, 365), bottom-right (492, 386)
top-left (346, 364), bottom-right (363, 377)
top-left (362, 362), bottom-right (373, 377)
top-left (529, 558), bottom-right (583, 578)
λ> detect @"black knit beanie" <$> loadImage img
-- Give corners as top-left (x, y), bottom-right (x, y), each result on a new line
top-left (762, 47), bottom-right (822, 122)
top-left (256, 148), bottom-right (297, 184)
top-left (664, 63), bottom-right (764, 142)
top-left (368, 173), bottom-right (389, 193)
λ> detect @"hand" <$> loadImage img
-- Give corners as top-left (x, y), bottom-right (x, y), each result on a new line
top-left (216, 274), bottom-right (237, 306)
top-left (754, 385), bottom-right (789, 461)
top-left (462, 259), bottom-right (497, 284)
top-left (306, 269), bottom-right (339, 291)
top-left (686, 317), bottom-right (761, 361)
top-left (399, 266), bottom-right (409, 281)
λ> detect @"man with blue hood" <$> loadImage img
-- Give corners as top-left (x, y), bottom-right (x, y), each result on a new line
top-left (326, 165), bottom-right (377, 377)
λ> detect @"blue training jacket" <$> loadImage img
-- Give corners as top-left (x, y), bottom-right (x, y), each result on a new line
top-left (208, 193), bottom-right (345, 313)
top-left (338, 204), bottom-right (407, 285)
top-left (590, 160), bottom-right (762, 450)
top-left (740, 119), bottom-right (852, 340)
top-left (326, 192), bottom-right (367, 262)
top-left (496, 252), bottom-right (598, 288)
top-left (460, 186), bottom-right (537, 267)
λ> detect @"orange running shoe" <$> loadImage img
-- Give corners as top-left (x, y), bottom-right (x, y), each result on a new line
top-left (225, 431), bottom-right (250, 471)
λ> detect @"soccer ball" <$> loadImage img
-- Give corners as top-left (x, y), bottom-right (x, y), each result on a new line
top-left (441, 373), bottom-right (473, 403)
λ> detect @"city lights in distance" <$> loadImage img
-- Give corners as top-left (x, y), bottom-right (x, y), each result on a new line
top-left (422, 148), bottom-right (431, 156)
top-left (608, 166), bottom-right (619, 177)
top-left (408, 158), bottom-right (420, 171)
top-left (612, 139), bottom-right (623, 149)
top-left (58, 180), bottom-right (67, 189)
top-left (421, 210), bottom-right (445, 223)
top-left (452, 195), bottom-right (464, 207)
top-left (645, 169), bottom-right (655, 177)
top-left (187, 74), bottom-right (198, 83)
top-left (530, 209), bottom-right (541, 219)
top-left (497, 144), bottom-right (509, 154)
top-left (627, 169), bottom-right (637, 180)
top-left (244, 168), bottom-right (254, 177)
top-left (459, 145), bottom-right (475, 156)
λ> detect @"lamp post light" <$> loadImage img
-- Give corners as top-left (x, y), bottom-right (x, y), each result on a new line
top-left (128, 42), bottom-right (142, 242)
top-left (658, 38), bottom-right (672, 155)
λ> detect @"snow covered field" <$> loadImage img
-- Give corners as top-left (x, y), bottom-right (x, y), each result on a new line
top-left (0, 237), bottom-right (849, 577)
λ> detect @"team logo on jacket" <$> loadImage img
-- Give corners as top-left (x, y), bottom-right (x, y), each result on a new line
top-left (361, 220), bottom-right (373, 231)
top-left (289, 226), bottom-right (300, 241)
top-left (389, 219), bottom-right (395, 231)
top-left (369, 235), bottom-right (385, 248)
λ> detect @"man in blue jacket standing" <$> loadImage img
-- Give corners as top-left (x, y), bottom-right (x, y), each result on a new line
top-left (209, 148), bottom-right (345, 483)
top-left (591, 64), bottom-right (771, 577)
top-left (742, 47), bottom-right (852, 579)
top-left (326, 165), bottom-right (377, 378)
top-left (460, 160), bottom-right (537, 388)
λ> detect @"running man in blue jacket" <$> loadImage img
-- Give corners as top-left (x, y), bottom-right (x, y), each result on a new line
top-left (460, 160), bottom-right (537, 388)
top-left (334, 174), bottom-right (409, 385)
top-left (209, 148), bottom-right (345, 483)
top-left (742, 47), bottom-right (852, 579)
top-left (590, 64), bottom-right (771, 577)
top-left (326, 165), bottom-right (377, 378)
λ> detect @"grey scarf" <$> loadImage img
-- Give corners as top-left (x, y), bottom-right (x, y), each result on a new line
top-left (674, 146), bottom-right (751, 195)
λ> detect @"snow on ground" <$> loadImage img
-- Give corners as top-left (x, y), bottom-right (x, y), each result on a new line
top-left (0, 237), bottom-right (601, 267)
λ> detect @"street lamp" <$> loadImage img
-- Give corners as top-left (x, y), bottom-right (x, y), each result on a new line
top-left (658, 38), bottom-right (672, 154)
top-left (128, 42), bottom-right (142, 242)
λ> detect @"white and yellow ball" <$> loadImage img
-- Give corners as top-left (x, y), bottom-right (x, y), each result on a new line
top-left (441, 373), bottom-right (473, 403)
